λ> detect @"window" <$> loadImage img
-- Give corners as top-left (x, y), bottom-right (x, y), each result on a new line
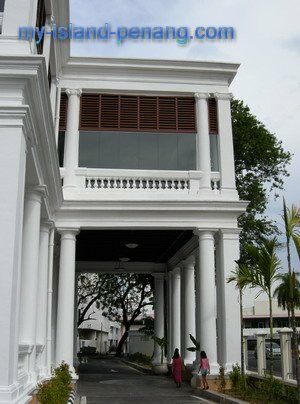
top-left (0, 0), bottom-right (5, 12)
top-left (36, 0), bottom-right (46, 55)
top-left (79, 131), bottom-right (196, 171)
top-left (210, 134), bottom-right (219, 171)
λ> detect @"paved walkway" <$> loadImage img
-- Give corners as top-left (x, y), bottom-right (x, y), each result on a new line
top-left (77, 357), bottom-right (212, 404)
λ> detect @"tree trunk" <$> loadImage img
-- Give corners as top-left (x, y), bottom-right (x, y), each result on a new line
top-left (269, 295), bottom-right (273, 376)
top-left (116, 327), bottom-right (129, 357)
top-left (240, 289), bottom-right (245, 377)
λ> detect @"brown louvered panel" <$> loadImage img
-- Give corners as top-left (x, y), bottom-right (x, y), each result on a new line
top-left (100, 94), bottom-right (119, 129)
top-left (158, 97), bottom-right (177, 130)
top-left (139, 97), bottom-right (158, 130)
top-left (120, 96), bottom-right (138, 129)
top-left (59, 93), bottom-right (68, 130)
top-left (208, 98), bottom-right (218, 134)
top-left (177, 98), bottom-right (196, 132)
top-left (80, 94), bottom-right (100, 129)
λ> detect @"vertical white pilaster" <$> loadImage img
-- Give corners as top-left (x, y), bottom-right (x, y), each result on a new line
top-left (180, 265), bottom-right (186, 360)
top-left (36, 221), bottom-right (52, 378)
top-left (215, 93), bottom-right (238, 199)
top-left (0, 126), bottom-right (26, 401)
top-left (152, 273), bottom-right (165, 365)
top-left (63, 89), bottom-right (82, 188)
top-left (182, 257), bottom-right (196, 365)
top-left (54, 79), bottom-right (62, 144)
top-left (216, 229), bottom-right (241, 371)
top-left (19, 186), bottom-right (47, 383)
top-left (195, 230), bottom-right (219, 374)
top-left (43, 15), bottom-right (52, 72)
top-left (167, 272), bottom-right (173, 362)
top-left (56, 228), bottom-right (79, 376)
top-left (194, 93), bottom-right (211, 191)
top-left (171, 268), bottom-right (181, 358)
top-left (46, 227), bottom-right (55, 375)
top-left (279, 328), bottom-right (293, 381)
top-left (256, 331), bottom-right (267, 376)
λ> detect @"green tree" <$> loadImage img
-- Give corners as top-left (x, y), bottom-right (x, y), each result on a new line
top-left (227, 264), bottom-right (253, 377)
top-left (273, 272), bottom-right (300, 325)
top-left (231, 99), bottom-right (292, 257)
top-left (243, 238), bottom-right (281, 374)
top-left (282, 200), bottom-right (300, 398)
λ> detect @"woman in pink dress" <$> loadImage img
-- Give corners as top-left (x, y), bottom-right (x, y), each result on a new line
top-left (199, 350), bottom-right (210, 390)
top-left (172, 348), bottom-right (182, 387)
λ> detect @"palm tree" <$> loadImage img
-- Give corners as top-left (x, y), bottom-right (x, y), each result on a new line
top-left (273, 272), bottom-right (300, 324)
top-left (227, 264), bottom-right (252, 377)
top-left (282, 199), bottom-right (300, 399)
top-left (244, 237), bottom-right (281, 375)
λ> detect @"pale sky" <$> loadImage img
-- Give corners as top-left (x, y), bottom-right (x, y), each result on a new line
top-left (70, 0), bottom-right (300, 305)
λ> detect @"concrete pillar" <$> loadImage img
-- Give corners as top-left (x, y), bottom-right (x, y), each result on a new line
top-left (182, 257), bottom-right (196, 365)
top-left (19, 186), bottom-right (46, 383)
top-left (194, 93), bottom-right (211, 191)
top-left (152, 273), bottom-right (165, 365)
top-left (56, 229), bottom-right (79, 376)
top-left (36, 221), bottom-right (53, 378)
top-left (195, 230), bottom-right (219, 374)
top-left (0, 126), bottom-right (26, 401)
top-left (46, 227), bottom-right (55, 375)
top-left (216, 229), bottom-right (241, 371)
top-left (243, 336), bottom-right (248, 373)
top-left (256, 331), bottom-right (267, 376)
top-left (215, 93), bottom-right (238, 199)
top-left (63, 89), bottom-right (82, 188)
top-left (167, 272), bottom-right (173, 363)
top-left (180, 265), bottom-right (186, 361)
top-left (171, 268), bottom-right (181, 358)
top-left (279, 328), bottom-right (293, 381)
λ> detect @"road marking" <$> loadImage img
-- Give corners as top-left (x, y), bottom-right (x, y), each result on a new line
top-left (190, 395), bottom-right (213, 402)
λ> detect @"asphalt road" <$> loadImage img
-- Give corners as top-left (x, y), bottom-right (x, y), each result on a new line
top-left (77, 357), bottom-right (212, 404)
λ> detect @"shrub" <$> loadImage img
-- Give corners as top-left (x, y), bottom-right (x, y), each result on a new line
top-left (37, 362), bottom-right (72, 404)
top-left (217, 366), bottom-right (226, 393)
top-left (228, 364), bottom-right (247, 395)
top-left (128, 352), bottom-right (152, 365)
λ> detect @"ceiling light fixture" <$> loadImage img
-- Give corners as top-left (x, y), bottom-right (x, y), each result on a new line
top-left (125, 243), bottom-right (139, 249)
top-left (119, 257), bottom-right (130, 262)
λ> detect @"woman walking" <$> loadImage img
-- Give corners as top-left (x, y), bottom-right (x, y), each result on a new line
top-left (199, 351), bottom-right (210, 390)
top-left (172, 348), bottom-right (182, 388)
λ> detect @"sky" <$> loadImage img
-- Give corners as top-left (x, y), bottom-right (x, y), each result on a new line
top-left (70, 0), bottom-right (300, 305)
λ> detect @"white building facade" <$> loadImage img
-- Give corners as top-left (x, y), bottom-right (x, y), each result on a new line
top-left (0, 0), bottom-right (247, 402)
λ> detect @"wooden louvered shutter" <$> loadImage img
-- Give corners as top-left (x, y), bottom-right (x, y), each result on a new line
top-left (59, 93), bottom-right (68, 130)
top-left (80, 94), bottom-right (100, 129)
top-left (120, 96), bottom-right (138, 130)
top-left (100, 95), bottom-right (119, 129)
top-left (177, 98), bottom-right (196, 132)
top-left (139, 97), bottom-right (158, 130)
top-left (158, 97), bottom-right (177, 131)
top-left (208, 98), bottom-right (218, 134)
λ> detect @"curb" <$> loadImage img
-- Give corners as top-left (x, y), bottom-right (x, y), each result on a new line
top-left (194, 388), bottom-right (249, 404)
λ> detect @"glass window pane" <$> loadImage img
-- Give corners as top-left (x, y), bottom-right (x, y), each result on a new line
top-left (119, 133), bottom-right (139, 169)
top-left (139, 133), bottom-right (159, 170)
top-left (158, 133), bottom-right (178, 170)
top-left (210, 134), bottom-right (219, 171)
top-left (79, 131), bottom-right (99, 168)
top-left (178, 133), bottom-right (196, 170)
top-left (99, 132), bottom-right (120, 168)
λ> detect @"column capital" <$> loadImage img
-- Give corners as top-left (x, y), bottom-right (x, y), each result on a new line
top-left (194, 92), bottom-right (210, 101)
top-left (25, 185), bottom-right (48, 202)
top-left (172, 267), bottom-right (181, 278)
top-left (40, 220), bottom-right (55, 233)
top-left (218, 228), bottom-right (241, 240)
top-left (182, 255), bottom-right (195, 268)
top-left (214, 92), bottom-right (233, 101)
top-left (65, 89), bottom-right (82, 98)
top-left (193, 229), bottom-right (215, 240)
top-left (278, 327), bottom-right (293, 334)
top-left (152, 273), bottom-right (165, 280)
top-left (57, 228), bottom-right (80, 240)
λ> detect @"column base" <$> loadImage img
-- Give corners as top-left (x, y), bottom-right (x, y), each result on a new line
top-left (224, 362), bottom-right (240, 373)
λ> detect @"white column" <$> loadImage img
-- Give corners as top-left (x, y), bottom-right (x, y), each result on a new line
top-left (216, 229), bottom-right (241, 371)
top-left (19, 186), bottom-right (47, 383)
top-left (256, 331), bottom-right (267, 376)
top-left (0, 126), bottom-right (26, 401)
top-left (43, 15), bottom-right (52, 72)
top-left (152, 273), bottom-right (165, 365)
top-left (171, 268), bottom-right (181, 358)
top-left (215, 93), bottom-right (238, 199)
top-left (46, 227), bottom-right (55, 375)
top-left (56, 229), bottom-right (79, 376)
top-left (182, 257), bottom-right (196, 365)
top-left (279, 328), bottom-right (293, 381)
top-left (195, 230), bottom-right (219, 374)
top-left (180, 265), bottom-right (186, 360)
top-left (195, 92), bottom-right (211, 191)
top-left (194, 256), bottom-right (201, 365)
top-left (167, 272), bottom-right (173, 363)
top-left (36, 221), bottom-right (52, 378)
top-left (54, 79), bottom-right (62, 144)
top-left (63, 89), bottom-right (82, 188)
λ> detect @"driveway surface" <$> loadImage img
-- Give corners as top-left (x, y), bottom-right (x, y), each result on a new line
top-left (77, 357), bottom-right (212, 404)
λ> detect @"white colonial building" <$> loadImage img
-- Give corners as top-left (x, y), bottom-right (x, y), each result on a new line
top-left (0, 0), bottom-right (247, 402)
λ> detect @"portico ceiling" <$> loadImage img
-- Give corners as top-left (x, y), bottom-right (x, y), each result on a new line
top-left (76, 229), bottom-right (193, 263)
